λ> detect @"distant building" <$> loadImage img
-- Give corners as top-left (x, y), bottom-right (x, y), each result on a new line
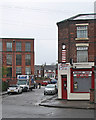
top-left (1, 38), bottom-right (34, 85)
top-left (34, 65), bottom-right (43, 78)
top-left (57, 13), bottom-right (96, 100)
top-left (34, 65), bottom-right (58, 79)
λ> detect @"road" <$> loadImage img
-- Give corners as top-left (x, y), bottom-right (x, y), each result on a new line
top-left (2, 86), bottom-right (95, 118)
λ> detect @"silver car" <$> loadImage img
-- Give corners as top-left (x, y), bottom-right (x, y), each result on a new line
top-left (7, 85), bottom-right (22, 94)
top-left (44, 84), bottom-right (58, 95)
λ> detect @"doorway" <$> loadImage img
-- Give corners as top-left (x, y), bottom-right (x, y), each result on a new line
top-left (61, 75), bottom-right (67, 99)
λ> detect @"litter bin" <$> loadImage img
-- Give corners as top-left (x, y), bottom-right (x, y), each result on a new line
top-left (90, 89), bottom-right (94, 103)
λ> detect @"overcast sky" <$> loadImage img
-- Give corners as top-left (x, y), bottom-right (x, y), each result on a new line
top-left (0, 0), bottom-right (95, 65)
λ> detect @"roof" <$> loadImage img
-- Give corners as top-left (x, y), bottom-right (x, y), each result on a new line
top-left (35, 65), bottom-right (57, 71)
top-left (44, 65), bottom-right (56, 70)
top-left (57, 13), bottom-right (96, 25)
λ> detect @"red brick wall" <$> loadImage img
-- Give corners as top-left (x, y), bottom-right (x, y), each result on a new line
top-left (1, 38), bottom-right (34, 84)
top-left (57, 20), bottom-right (96, 63)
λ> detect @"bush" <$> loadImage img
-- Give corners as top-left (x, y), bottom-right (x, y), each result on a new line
top-left (2, 81), bottom-right (9, 91)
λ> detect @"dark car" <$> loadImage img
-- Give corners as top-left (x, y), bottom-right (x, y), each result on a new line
top-left (50, 79), bottom-right (57, 84)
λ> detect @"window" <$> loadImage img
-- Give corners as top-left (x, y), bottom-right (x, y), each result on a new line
top-left (25, 54), bottom-right (31, 65)
top-left (7, 67), bottom-right (12, 77)
top-left (77, 47), bottom-right (88, 62)
top-left (77, 26), bottom-right (88, 38)
top-left (73, 76), bottom-right (91, 92)
top-left (25, 42), bottom-right (31, 52)
top-left (6, 54), bottom-right (12, 65)
top-left (25, 67), bottom-right (31, 75)
top-left (16, 67), bottom-right (21, 77)
top-left (6, 42), bottom-right (12, 51)
top-left (16, 54), bottom-right (22, 65)
top-left (16, 42), bottom-right (21, 51)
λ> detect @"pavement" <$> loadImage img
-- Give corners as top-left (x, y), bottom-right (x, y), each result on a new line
top-left (0, 91), bottom-right (7, 96)
top-left (39, 94), bottom-right (95, 110)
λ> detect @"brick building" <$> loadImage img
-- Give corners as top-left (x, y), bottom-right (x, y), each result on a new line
top-left (1, 38), bottom-right (34, 85)
top-left (57, 13), bottom-right (96, 100)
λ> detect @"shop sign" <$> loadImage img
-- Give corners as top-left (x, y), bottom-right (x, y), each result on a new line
top-left (73, 71), bottom-right (92, 78)
top-left (59, 63), bottom-right (69, 70)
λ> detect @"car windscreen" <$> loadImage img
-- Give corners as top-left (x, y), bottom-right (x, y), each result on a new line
top-left (46, 85), bottom-right (55, 88)
top-left (17, 80), bottom-right (27, 85)
top-left (9, 85), bottom-right (18, 87)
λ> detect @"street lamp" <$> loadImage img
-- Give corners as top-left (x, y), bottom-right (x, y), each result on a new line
top-left (13, 40), bottom-right (15, 82)
top-left (62, 44), bottom-right (66, 50)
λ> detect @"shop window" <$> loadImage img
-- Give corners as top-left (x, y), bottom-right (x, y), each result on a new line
top-left (25, 54), bottom-right (31, 65)
top-left (72, 71), bottom-right (92, 93)
top-left (16, 67), bottom-right (22, 77)
top-left (77, 46), bottom-right (88, 62)
top-left (25, 67), bottom-right (31, 75)
top-left (77, 26), bottom-right (88, 38)
top-left (6, 54), bottom-right (12, 65)
top-left (6, 42), bottom-right (12, 51)
top-left (25, 42), bottom-right (31, 52)
top-left (16, 42), bottom-right (21, 51)
top-left (16, 54), bottom-right (22, 65)
top-left (73, 76), bottom-right (91, 92)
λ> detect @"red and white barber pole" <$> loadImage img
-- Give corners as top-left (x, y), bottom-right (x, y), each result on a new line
top-left (62, 49), bottom-right (66, 63)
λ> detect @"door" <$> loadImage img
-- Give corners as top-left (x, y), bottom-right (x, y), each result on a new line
top-left (62, 75), bottom-right (67, 99)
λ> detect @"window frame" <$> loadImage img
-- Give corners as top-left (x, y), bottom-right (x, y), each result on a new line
top-left (25, 54), bottom-right (31, 65)
top-left (77, 46), bottom-right (88, 62)
top-left (6, 42), bottom-right (12, 51)
top-left (16, 42), bottom-right (21, 51)
top-left (76, 26), bottom-right (88, 38)
top-left (6, 54), bottom-right (12, 65)
top-left (16, 54), bottom-right (22, 65)
top-left (25, 67), bottom-right (31, 75)
top-left (25, 42), bottom-right (31, 52)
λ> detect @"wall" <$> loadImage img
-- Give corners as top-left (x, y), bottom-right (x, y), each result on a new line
top-left (57, 20), bottom-right (96, 63)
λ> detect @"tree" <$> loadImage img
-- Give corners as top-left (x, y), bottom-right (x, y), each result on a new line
top-left (2, 66), bottom-right (8, 76)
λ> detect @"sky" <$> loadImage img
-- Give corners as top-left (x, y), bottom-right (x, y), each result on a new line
top-left (0, 0), bottom-right (95, 65)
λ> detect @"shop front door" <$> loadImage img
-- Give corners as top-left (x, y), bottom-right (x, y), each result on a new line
top-left (62, 75), bottom-right (67, 99)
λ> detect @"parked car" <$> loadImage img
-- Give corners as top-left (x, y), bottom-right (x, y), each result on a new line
top-left (44, 84), bottom-right (58, 95)
top-left (41, 81), bottom-right (50, 86)
top-left (50, 79), bottom-right (57, 84)
top-left (7, 85), bottom-right (22, 94)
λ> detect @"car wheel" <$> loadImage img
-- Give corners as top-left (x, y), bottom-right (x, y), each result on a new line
top-left (8, 92), bottom-right (10, 95)
top-left (18, 90), bottom-right (20, 94)
top-left (44, 92), bottom-right (46, 95)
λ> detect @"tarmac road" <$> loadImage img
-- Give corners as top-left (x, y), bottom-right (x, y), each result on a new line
top-left (2, 86), bottom-right (94, 118)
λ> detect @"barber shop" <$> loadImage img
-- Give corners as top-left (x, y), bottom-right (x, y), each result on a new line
top-left (58, 63), bottom-right (94, 100)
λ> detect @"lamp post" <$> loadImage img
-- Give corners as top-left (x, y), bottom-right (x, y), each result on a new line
top-left (13, 40), bottom-right (15, 82)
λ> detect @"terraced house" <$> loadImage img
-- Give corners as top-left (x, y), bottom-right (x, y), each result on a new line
top-left (57, 13), bottom-right (96, 100)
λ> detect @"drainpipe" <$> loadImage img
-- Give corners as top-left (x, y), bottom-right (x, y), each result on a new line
top-left (94, 65), bottom-right (96, 104)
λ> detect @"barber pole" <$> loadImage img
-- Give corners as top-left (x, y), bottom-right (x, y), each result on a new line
top-left (62, 49), bottom-right (66, 63)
